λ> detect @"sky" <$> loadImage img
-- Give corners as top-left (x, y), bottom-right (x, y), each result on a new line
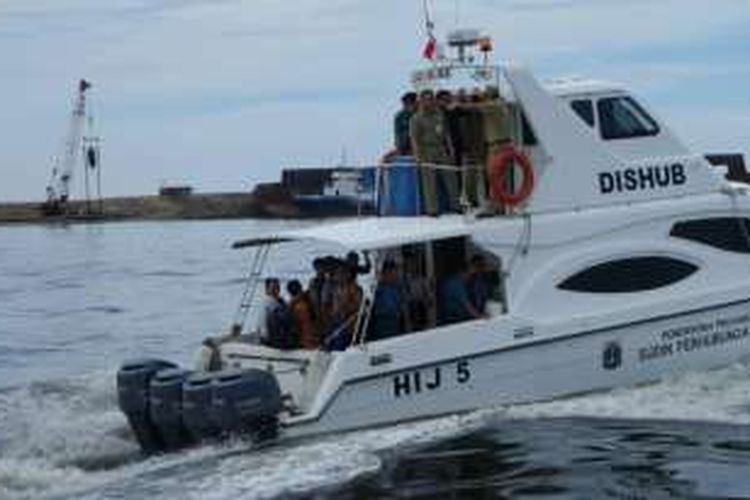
top-left (0, 0), bottom-right (749, 202)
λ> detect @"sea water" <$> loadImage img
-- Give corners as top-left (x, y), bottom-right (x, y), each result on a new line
top-left (2, 220), bottom-right (750, 499)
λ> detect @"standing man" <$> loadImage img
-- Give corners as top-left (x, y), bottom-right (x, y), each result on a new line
top-left (410, 89), bottom-right (460, 215)
top-left (480, 87), bottom-right (514, 209)
top-left (436, 90), bottom-right (462, 166)
top-left (458, 90), bottom-right (487, 208)
top-left (437, 90), bottom-right (464, 211)
top-left (394, 92), bottom-right (418, 155)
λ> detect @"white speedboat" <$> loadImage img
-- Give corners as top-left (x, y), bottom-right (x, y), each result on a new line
top-left (117, 30), bottom-right (750, 452)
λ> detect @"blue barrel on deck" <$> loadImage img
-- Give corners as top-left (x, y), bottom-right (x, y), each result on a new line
top-left (379, 156), bottom-right (421, 216)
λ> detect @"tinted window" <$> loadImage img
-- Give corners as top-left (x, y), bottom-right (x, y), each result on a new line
top-left (598, 96), bottom-right (659, 140)
top-left (671, 218), bottom-right (750, 254)
top-left (570, 99), bottom-right (595, 128)
top-left (520, 112), bottom-right (538, 146)
top-left (558, 256), bottom-right (698, 293)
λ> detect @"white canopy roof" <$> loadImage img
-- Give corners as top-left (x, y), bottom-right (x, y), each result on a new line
top-left (233, 215), bottom-right (473, 251)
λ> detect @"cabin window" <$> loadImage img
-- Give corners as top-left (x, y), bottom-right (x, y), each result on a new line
top-left (570, 99), bottom-right (595, 128)
top-left (598, 96), bottom-right (659, 140)
top-left (671, 218), bottom-right (750, 254)
top-left (365, 238), bottom-right (505, 343)
top-left (558, 256), bottom-right (698, 293)
top-left (520, 112), bottom-right (538, 146)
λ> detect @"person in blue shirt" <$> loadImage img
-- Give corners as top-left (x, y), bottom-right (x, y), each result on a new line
top-left (369, 260), bottom-right (408, 341)
top-left (439, 261), bottom-right (487, 325)
top-left (467, 254), bottom-right (491, 315)
top-left (258, 278), bottom-right (296, 350)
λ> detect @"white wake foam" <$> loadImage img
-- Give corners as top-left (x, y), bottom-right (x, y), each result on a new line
top-left (2, 361), bottom-right (750, 499)
top-left (0, 371), bottom-right (138, 499)
top-left (504, 361), bottom-right (750, 425)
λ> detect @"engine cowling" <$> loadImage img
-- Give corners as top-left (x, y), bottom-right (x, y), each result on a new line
top-left (149, 368), bottom-right (193, 451)
top-left (117, 359), bottom-right (177, 453)
top-left (212, 369), bottom-right (282, 442)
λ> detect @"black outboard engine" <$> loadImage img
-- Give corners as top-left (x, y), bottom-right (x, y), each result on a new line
top-left (213, 369), bottom-right (282, 442)
top-left (182, 372), bottom-right (222, 442)
top-left (117, 359), bottom-right (177, 453)
top-left (149, 368), bottom-right (193, 451)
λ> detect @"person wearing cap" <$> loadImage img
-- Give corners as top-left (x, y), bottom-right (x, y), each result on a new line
top-left (394, 92), bottom-right (418, 155)
top-left (410, 89), bottom-right (457, 215)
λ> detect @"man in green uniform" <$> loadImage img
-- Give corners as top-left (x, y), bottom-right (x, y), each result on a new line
top-left (393, 92), bottom-right (417, 155)
top-left (410, 89), bottom-right (460, 215)
top-left (479, 87), bottom-right (514, 210)
top-left (480, 86), bottom-right (513, 155)
top-left (457, 91), bottom-right (487, 207)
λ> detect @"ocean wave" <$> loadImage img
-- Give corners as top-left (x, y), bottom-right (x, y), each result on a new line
top-left (2, 361), bottom-right (750, 499)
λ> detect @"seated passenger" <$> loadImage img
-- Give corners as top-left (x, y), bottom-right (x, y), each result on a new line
top-left (369, 260), bottom-right (408, 341)
top-left (403, 250), bottom-right (432, 331)
top-left (308, 258), bottom-right (325, 314)
top-left (325, 266), bottom-right (363, 351)
top-left (257, 278), bottom-right (296, 350)
top-left (467, 254), bottom-right (491, 315)
top-left (309, 256), bottom-right (341, 337)
top-left (287, 280), bottom-right (318, 349)
top-left (439, 264), bottom-right (486, 325)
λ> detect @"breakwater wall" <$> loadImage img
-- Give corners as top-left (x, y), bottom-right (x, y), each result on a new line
top-left (0, 189), bottom-right (298, 225)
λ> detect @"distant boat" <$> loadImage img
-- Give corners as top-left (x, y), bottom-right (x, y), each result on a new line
top-left (285, 166), bottom-right (376, 216)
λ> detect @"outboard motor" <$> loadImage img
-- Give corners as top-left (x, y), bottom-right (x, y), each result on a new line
top-left (213, 369), bottom-right (282, 442)
top-left (117, 359), bottom-right (177, 453)
top-left (182, 372), bottom-right (222, 442)
top-left (149, 368), bottom-right (193, 451)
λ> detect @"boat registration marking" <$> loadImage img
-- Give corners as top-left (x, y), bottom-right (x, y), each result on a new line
top-left (392, 360), bottom-right (471, 398)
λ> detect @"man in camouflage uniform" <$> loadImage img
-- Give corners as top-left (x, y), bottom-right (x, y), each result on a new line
top-left (410, 89), bottom-right (460, 215)
top-left (457, 90), bottom-right (487, 207)
top-left (479, 87), bottom-right (514, 208)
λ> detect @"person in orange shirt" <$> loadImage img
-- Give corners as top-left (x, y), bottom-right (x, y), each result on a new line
top-left (287, 280), bottom-right (318, 350)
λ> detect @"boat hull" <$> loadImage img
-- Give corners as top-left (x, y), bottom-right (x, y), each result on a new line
top-left (276, 297), bottom-right (750, 438)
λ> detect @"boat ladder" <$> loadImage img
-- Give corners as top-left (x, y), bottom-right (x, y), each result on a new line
top-left (231, 243), bottom-right (272, 332)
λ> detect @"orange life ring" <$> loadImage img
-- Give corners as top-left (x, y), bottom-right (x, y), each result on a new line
top-left (489, 145), bottom-right (535, 206)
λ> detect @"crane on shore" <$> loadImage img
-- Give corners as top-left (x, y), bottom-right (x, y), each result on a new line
top-left (44, 79), bottom-right (102, 216)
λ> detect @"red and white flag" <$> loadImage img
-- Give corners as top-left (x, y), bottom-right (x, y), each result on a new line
top-left (422, 34), bottom-right (437, 60)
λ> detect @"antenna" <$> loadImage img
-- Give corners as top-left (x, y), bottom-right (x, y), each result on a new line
top-left (339, 146), bottom-right (348, 167)
top-left (422, 0), bottom-right (434, 34)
